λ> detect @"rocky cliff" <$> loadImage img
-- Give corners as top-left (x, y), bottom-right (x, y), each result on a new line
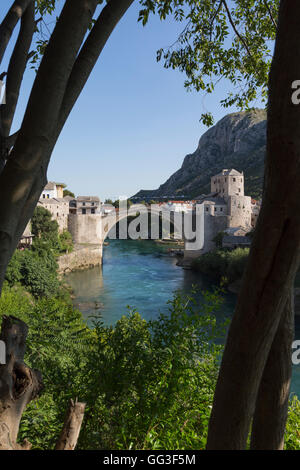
top-left (134, 109), bottom-right (267, 200)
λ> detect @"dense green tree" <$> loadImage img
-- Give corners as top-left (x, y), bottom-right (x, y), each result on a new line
top-left (32, 206), bottom-right (59, 239)
top-left (63, 189), bottom-right (75, 198)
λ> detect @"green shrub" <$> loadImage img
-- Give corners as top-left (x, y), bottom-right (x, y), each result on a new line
top-left (285, 395), bottom-right (300, 450)
top-left (59, 230), bottom-right (73, 253)
top-left (5, 246), bottom-right (59, 298)
top-left (192, 248), bottom-right (249, 283)
top-left (0, 286), bottom-right (224, 450)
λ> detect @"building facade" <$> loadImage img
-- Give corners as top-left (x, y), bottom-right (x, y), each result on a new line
top-left (69, 196), bottom-right (101, 215)
top-left (194, 169), bottom-right (260, 253)
top-left (40, 182), bottom-right (66, 199)
top-left (38, 198), bottom-right (70, 232)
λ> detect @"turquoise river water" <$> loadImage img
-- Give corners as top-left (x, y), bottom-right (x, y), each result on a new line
top-left (65, 239), bottom-right (300, 397)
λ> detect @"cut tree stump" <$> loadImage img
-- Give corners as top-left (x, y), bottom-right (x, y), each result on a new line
top-left (0, 316), bottom-right (43, 450)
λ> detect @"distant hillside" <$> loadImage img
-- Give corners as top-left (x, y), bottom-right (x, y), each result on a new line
top-left (134, 109), bottom-right (267, 200)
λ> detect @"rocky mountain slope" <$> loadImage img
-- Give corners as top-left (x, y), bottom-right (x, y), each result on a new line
top-left (134, 109), bottom-right (267, 200)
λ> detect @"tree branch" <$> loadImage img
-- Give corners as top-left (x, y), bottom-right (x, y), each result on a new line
top-left (0, 0), bottom-right (33, 66)
top-left (1, 1), bottom-right (35, 138)
top-left (55, 399), bottom-right (86, 450)
top-left (264, 0), bottom-right (277, 30)
top-left (56, 0), bottom-right (134, 134)
top-left (5, 131), bottom-right (19, 150)
top-left (0, 0), bottom-right (100, 290)
top-left (221, 0), bottom-right (253, 60)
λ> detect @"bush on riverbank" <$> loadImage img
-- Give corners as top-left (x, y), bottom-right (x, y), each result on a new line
top-left (0, 282), bottom-right (224, 450)
top-left (192, 248), bottom-right (250, 284)
top-left (1, 278), bottom-right (300, 449)
top-left (32, 206), bottom-right (73, 254)
top-left (5, 207), bottom-right (74, 297)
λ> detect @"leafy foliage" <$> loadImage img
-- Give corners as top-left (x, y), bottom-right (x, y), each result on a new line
top-left (63, 189), bottom-right (75, 198)
top-left (5, 248), bottom-right (59, 298)
top-left (192, 247), bottom-right (249, 283)
top-left (0, 284), bottom-right (224, 450)
top-left (31, 206), bottom-right (73, 254)
top-left (32, 206), bottom-right (59, 242)
top-left (139, 0), bottom-right (279, 125)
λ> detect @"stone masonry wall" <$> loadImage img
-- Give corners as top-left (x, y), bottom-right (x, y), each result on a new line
top-left (58, 245), bottom-right (102, 274)
top-left (68, 213), bottom-right (102, 244)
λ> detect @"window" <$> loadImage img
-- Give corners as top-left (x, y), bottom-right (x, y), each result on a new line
top-left (47, 194), bottom-right (49, 198)
top-left (220, 207), bottom-right (223, 212)
top-left (43, 194), bottom-right (45, 199)
top-left (82, 202), bottom-right (86, 206)
top-left (233, 178), bottom-right (236, 182)
top-left (82, 209), bottom-right (86, 214)
top-left (91, 208), bottom-right (95, 214)
top-left (206, 207), bottom-right (209, 212)
top-left (91, 202), bottom-right (95, 206)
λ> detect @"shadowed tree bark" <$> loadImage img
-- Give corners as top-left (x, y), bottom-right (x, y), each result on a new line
top-left (0, 0), bottom-right (134, 289)
top-left (207, 0), bottom-right (300, 449)
top-left (0, 316), bottom-right (43, 450)
top-left (0, 0), bottom-right (134, 449)
top-left (250, 290), bottom-right (294, 450)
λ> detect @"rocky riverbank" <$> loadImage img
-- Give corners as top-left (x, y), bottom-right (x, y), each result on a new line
top-left (58, 244), bottom-right (102, 274)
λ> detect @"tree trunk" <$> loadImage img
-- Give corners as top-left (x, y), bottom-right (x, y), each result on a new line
top-left (0, 316), bottom-right (43, 450)
top-left (55, 400), bottom-right (86, 450)
top-left (250, 290), bottom-right (294, 449)
top-left (207, 0), bottom-right (300, 449)
top-left (0, 0), bottom-right (134, 292)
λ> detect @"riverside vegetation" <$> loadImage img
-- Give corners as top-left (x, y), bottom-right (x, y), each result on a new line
top-left (1, 208), bottom-right (300, 449)
top-left (192, 248), bottom-right (250, 285)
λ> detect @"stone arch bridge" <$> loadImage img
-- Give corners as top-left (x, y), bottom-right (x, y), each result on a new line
top-left (68, 205), bottom-right (206, 265)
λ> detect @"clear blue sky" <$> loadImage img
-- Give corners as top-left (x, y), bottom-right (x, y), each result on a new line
top-left (1, 1), bottom-right (264, 201)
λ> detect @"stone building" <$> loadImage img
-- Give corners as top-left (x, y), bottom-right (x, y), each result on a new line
top-left (40, 182), bottom-right (66, 199)
top-left (69, 196), bottom-right (100, 215)
top-left (194, 169), bottom-right (259, 253)
top-left (38, 197), bottom-right (70, 233)
top-left (251, 199), bottom-right (261, 227)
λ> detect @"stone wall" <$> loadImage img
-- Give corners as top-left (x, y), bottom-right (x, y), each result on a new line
top-left (68, 213), bottom-right (103, 244)
top-left (38, 199), bottom-right (69, 233)
top-left (58, 245), bottom-right (103, 274)
top-left (202, 212), bottom-right (227, 253)
top-left (227, 195), bottom-right (252, 228)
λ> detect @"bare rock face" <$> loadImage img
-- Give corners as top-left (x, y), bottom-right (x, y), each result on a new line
top-left (134, 109), bottom-right (266, 200)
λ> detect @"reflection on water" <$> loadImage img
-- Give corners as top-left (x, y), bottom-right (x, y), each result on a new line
top-left (65, 239), bottom-right (300, 397)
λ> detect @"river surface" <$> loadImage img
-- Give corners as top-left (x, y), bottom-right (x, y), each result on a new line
top-left (65, 239), bottom-right (300, 397)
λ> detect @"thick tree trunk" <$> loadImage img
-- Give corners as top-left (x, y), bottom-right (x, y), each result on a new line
top-left (0, 316), bottom-right (43, 450)
top-left (55, 400), bottom-right (86, 450)
top-left (207, 0), bottom-right (300, 449)
top-left (0, 0), bottom-right (134, 292)
top-left (0, 0), bottom-right (33, 65)
top-left (250, 290), bottom-right (294, 449)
